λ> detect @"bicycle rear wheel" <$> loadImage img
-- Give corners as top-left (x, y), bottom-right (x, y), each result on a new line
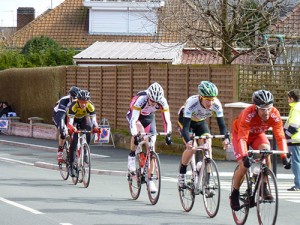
top-left (128, 153), bottom-right (141, 200)
top-left (231, 165), bottom-right (250, 225)
top-left (178, 161), bottom-right (195, 212)
top-left (147, 151), bottom-right (161, 205)
top-left (256, 168), bottom-right (278, 225)
top-left (59, 140), bottom-right (70, 180)
top-left (202, 159), bottom-right (220, 218)
top-left (82, 143), bottom-right (91, 188)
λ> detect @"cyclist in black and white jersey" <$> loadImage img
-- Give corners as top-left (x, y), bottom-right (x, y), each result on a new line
top-left (52, 86), bottom-right (80, 163)
top-left (126, 82), bottom-right (172, 192)
top-left (177, 81), bottom-right (230, 188)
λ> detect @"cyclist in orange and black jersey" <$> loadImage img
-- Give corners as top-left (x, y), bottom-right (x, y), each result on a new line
top-left (67, 90), bottom-right (100, 177)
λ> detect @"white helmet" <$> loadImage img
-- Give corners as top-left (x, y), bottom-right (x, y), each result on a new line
top-left (147, 82), bottom-right (164, 102)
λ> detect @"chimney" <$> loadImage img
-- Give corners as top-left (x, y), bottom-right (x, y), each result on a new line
top-left (17, 7), bottom-right (35, 30)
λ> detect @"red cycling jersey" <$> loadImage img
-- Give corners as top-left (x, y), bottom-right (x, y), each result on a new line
top-left (232, 105), bottom-right (287, 160)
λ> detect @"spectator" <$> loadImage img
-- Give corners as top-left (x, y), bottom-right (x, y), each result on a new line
top-left (0, 102), bottom-right (13, 118)
top-left (284, 89), bottom-right (300, 191)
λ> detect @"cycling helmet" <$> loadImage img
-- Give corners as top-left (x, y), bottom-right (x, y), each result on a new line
top-left (69, 86), bottom-right (80, 98)
top-left (147, 82), bottom-right (164, 102)
top-left (77, 90), bottom-right (90, 101)
top-left (198, 81), bottom-right (218, 97)
top-left (252, 90), bottom-right (274, 107)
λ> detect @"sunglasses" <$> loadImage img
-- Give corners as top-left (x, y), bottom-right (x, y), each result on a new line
top-left (202, 97), bottom-right (216, 102)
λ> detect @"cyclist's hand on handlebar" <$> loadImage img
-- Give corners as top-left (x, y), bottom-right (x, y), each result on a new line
top-left (93, 127), bottom-right (101, 133)
top-left (282, 157), bottom-right (291, 170)
top-left (165, 133), bottom-right (172, 145)
top-left (67, 124), bottom-right (76, 134)
top-left (186, 140), bottom-right (194, 151)
top-left (222, 138), bottom-right (231, 150)
top-left (242, 156), bottom-right (251, 168)
top-left (133, 134), bottom-right (141, 146)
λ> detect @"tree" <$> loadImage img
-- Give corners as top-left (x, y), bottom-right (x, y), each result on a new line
top-left (157, 0), bottom-right (294, 64)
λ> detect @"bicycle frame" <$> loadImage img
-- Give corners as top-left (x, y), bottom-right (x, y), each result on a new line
top-left (127, 132), bottom-right (168, 205)
top-left (231, 149), bottom-right (288, 225)
top-left (178, 134), bottom-right (225, 217)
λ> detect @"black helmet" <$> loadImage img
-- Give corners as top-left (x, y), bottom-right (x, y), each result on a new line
top-left (69, 86), bottom-right (80, 98)
top-left (77, 90), bottom-right (90, 101)
top-left (252, 90), bottom-right (274, 107)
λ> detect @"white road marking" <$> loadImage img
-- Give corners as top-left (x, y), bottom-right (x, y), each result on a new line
top-left (0, 197), bottom-right (43, 214)
top-left (0, 157), bottom-right (34, 166)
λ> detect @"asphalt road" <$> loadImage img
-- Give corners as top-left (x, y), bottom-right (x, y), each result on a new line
top-left (0, 134), bottom-right (299, 225)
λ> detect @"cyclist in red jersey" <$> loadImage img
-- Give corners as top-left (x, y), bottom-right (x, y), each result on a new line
top-left (230, 90), bottom-right (291, 211)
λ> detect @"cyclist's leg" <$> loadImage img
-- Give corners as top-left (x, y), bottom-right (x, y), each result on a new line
top-left (79, 116), bottom-right (92, 143)
top-left (53, 112), bottom-right (67, 163)
top-left (230, 131), bottom-right (249, 211)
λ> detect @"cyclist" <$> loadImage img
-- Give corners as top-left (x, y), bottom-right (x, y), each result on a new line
top-left (230, 90), bottom-right (291, 211)
top-left (126, 82), bottom-right (172, 193)
top-left (67, 90), bottom-right (101, 177)
top-left (177, 81), bottom-right (230, 191)
top-left (52, 86), bottom-right (80, 163)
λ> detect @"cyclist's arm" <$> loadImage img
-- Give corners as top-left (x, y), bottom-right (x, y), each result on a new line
top-left (161, 108), bottom-right (172, 134)
top-left (216, 116), bottom-right (227, 135)
top-left (182, 117), bottom-right (191, 143)
top-left (272, 118), bottom-right (288, 158)
top-left (129, 109), bottom-right (140, 136)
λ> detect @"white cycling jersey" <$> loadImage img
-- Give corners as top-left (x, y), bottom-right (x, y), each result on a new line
top-left (181, 95), bottom-right (224, 121)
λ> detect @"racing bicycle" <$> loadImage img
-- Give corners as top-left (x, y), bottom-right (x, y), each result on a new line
top-left (178, 134), bottom-right (226, 218)
top-left (127, 132), bottom-right (168, 205)
top-left (230, 149), bottom-right (287, 225)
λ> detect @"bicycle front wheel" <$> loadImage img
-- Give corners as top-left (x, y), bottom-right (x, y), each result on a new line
top-left (178, 161), bottom-right (195, 212)
top-left (82, 143), bottom-right (91, 188)
top-left (256, 168), bottom-right (278, 225)
top-left (202, 159), bottom-right (221, 218)
top-left (128, 153), bottom-right (141, 200)
top-left (147, 151), bottom-right (161, 205)
top-left (231, 165), bottom-right (251, 225)
top-left (59, 140), bottom-right (70, 180)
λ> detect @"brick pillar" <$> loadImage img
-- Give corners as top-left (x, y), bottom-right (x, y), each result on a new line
top-left (17, 7), bottom-right (35, 30)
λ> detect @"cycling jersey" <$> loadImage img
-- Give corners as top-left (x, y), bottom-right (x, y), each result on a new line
top-left (180, 95), bottom-right (224, 121)
top-left (178, 95), bottom-right (226, 143)
top-left (53, 95), bottom-right (72, 114)
top-left (232, 104), bottom-right (287, 160)
top-left (68, 100), bottom-right (96, 119)
top-left (127, 91), bottom-right (172, 136)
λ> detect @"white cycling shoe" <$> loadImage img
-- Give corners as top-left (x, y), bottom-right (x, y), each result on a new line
top-left (148, 180), bottom-right (158, 193)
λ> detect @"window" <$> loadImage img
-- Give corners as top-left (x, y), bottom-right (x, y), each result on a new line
top-left (84, 1), bottom-right (161, 35)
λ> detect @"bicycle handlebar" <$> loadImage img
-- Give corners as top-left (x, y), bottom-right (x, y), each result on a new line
top-left (139, 132), bottom-right (169, 136)
top-left (193, 134), bottom-right (226, 139)
top-left (248, 149), bottom-right (288, 155)
top-left (73, 130), bottom-right (94, 134)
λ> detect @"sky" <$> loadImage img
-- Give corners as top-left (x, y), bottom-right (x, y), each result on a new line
top-left (0, 0), bottom-right (65, 27)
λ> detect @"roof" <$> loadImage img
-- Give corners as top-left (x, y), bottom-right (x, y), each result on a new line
top-left (73, 42), bottom-right (185, 65)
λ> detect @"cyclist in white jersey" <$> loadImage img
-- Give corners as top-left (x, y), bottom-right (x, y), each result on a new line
top-left (177, 81), bottom-right (230, 188)
top-left (126, 82), bottom-right (172, 192)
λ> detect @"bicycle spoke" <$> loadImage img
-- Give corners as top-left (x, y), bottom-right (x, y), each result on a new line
top-left (147, 152), bottom-right (161, 205)
top-left (82, 144), bottom-right (91, 188)
top-left (256, 169), bottom-right (278, 225)
top-left (231, 165), bottom-right (250, 225)
top-left (128, 153), bottom-right (141, 200)
top-left (178, 162), bottom-right (195, 212)
top-left (59, 141), bottom-right (70, 180)
top-left (202, 159), bottom-right (220, 218)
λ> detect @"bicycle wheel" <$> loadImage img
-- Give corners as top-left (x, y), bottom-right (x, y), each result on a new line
top-left (128, 153), bottom-right (141, 200)
top-left (178, 161), bottom-right (195, 212)
top-left (231, 165), bottom-right (250, 225)
top-left (59, 140), bottom-right (70, 180)
top-left (147, 151), bottom-right (161, 205)
top-left (82, 143), bottom-right (91, 188)
top-left (202, 159), bottom-right (220, 218)
top-left (256, 168), bottom-right (278, 225)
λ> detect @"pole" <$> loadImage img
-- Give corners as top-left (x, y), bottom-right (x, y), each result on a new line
top-left (272, 134), bottom-right (277, 177)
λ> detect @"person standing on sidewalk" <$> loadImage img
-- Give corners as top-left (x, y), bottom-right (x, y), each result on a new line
top-left (284, 89), bottom-right (300, 191)
top-left (52, 86), bottom-right (80, 163)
